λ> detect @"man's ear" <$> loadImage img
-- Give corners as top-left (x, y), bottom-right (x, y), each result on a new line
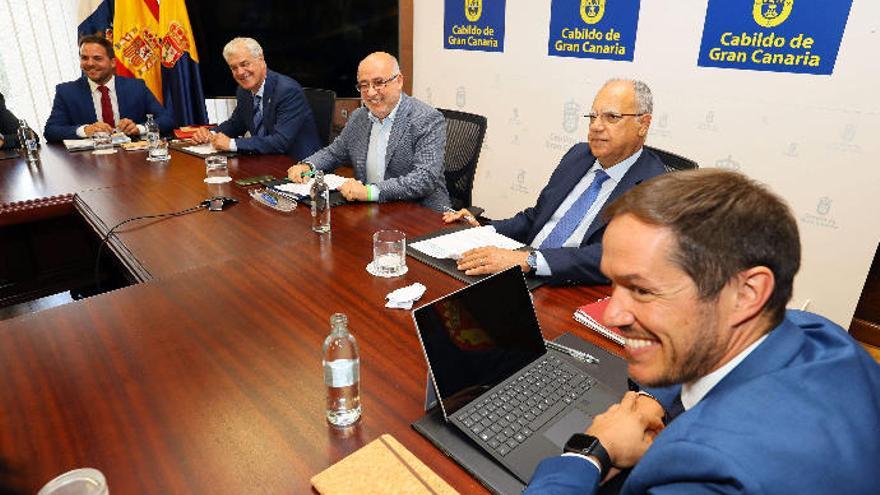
top-left (638, 114), bottom-right (652, 137)
top-left (729, 266), bottom-right (774, 327)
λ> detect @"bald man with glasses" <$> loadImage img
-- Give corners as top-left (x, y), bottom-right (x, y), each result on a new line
top-left (443, 79), bottom-right (668, 286)
top-left (288, 51), bottom-right (450, 211)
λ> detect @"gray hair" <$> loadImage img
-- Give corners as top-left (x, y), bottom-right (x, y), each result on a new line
top-left (606, 78), bottom-right (653, 114)
top-left (223, 37), bottom-right (263, 61)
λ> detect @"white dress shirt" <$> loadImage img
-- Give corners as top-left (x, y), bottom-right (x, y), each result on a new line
top-left (76, 76), bottom-right (146, 137)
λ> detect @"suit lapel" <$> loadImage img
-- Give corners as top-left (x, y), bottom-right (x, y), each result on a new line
top-left (582, 150), bottom-right (654, 242)
top-left (531, 149), bottom-right (593, 239)
top-left (383, 94), bottom-right (410, 171)
top-left (78, 77), bottom-right (98, 122)
top-left (261, 72), bottom-right (276, 133)
top-left (353, 109), bottom-right (371, 180)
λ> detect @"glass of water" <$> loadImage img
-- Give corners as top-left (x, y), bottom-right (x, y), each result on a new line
top-left (91, 132), bottom-right (114, 155)
top-left (37, 467), bottom-right (108, 495)
top-left (147, 139), bottom-right (169, 162)
top-left (204, 155), bottom-right (231, 183)
top-left (371, 230), bottom-right (407, 277)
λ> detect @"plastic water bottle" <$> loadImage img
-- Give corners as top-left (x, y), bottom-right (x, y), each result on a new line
top-left (323, 313), bottom-right (361, 427)
top-left (145, 113), bottom-right (161, 161)
top-left (17, 119), bottom-right (39, 163)
top-left (311, 170), bottom-right (331, 233)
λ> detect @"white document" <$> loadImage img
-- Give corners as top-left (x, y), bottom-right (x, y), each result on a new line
top-left (274, 174), bottom-right (349, 197)
top-left (63, 139), bottom-right (95, 151)
top-left (409, 226), bottom-right (525, 260)
top-left (181, 143), bottom-right (217, 156)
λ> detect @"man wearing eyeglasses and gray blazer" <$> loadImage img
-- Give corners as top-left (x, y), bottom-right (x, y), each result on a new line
top-left (287, 51), bottom-right (450, 212)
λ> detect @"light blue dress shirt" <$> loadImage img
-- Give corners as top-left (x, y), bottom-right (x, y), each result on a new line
top-left (364, 97), bottom-right (402, 201)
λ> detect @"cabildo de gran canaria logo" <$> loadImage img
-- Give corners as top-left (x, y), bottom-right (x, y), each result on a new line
top-left (753, 0), bottom-right (793, 28)
top-left (465, 0), bottom-right (482, 22)
top-left (580, 0), bottom-right (605, 25)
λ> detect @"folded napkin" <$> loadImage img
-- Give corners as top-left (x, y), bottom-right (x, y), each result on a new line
top-left (386, 283), bottom-right (427, 310)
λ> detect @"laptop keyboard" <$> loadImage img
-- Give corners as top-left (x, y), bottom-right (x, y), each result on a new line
top-left (453, 354), bottom-right (596, 456)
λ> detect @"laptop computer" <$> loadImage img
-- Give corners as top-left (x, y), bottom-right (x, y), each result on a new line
top-left (412, 266), bottom-right (621, 484)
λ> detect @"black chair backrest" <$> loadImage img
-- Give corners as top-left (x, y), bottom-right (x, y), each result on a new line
top-left (438, 108), bottom-right (488, 210)
top-left (644, 145), bottom-right (699, 172)
top-left (303, 87), bottom-right (336, 147)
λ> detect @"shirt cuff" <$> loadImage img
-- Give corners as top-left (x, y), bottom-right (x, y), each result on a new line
top-left (136, 124), bottom-right (146, 135)
top-left (561, 452), bottom-right (603, 474)
top-left (534, 251), bottom-right (552, 277)
top-left (367, 184), bottom-right (380, 202)
top-left (228, 138), bottom-right (237, 152)
top-left (76, 125), bottom-right (87, 138)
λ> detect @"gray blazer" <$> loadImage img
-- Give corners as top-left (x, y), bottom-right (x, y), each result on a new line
top-left (305, 93), bottom-right (450, 211)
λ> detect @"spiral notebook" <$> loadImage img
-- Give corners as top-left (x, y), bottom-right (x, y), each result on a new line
top-left (573, 297), bottom-right (625, 346)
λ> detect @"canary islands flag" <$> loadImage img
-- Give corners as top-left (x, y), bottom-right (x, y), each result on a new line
top-left (77, 0), bottom-right (113, 38)
top-left (159, 0), bottom-right (208, 125)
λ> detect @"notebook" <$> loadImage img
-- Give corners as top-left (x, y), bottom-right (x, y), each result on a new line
top-left (573, 297), bottom-right (625, 346)
top-left (310, 434), bottom-right (459, 495)
top-left (411, 266), bottom-right (619, 484)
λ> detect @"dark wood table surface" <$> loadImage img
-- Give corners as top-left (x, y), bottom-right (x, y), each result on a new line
top-left (0, 145), bottom-right (617, 494)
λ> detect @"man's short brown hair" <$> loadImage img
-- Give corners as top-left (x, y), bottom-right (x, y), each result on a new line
top-left (78, 34), bottom-right (115, 59)
top-left (605, 168), bottom-right (800, 324)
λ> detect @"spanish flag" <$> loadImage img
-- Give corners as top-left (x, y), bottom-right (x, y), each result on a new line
top-left (159, 0), bottom-right (208, 125)
top-left (112, 0), bottom-right (163, 102)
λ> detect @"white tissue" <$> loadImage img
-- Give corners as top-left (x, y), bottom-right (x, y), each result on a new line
top-left (385, 283), bottom-right (427, 310)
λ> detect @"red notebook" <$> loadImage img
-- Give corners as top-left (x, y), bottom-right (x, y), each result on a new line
top-left (572, 297), bottom-right (625, 346)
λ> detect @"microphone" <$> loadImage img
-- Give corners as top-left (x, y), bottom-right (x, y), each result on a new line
top-left (202, 196), bottom-right (238, 211)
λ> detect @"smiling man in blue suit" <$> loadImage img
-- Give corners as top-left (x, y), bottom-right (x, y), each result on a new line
top-left (191, 37), bottom-right (320, 161)
top-left (44, 35), bottom-right (174, 142)
top-left (444, 79), bottom-right (667, 286)
top-left (525, 169), bottom-right (880, 495)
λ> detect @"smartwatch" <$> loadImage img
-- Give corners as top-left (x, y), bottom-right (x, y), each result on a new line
top-left (564, 433), bottom-right (612, 479)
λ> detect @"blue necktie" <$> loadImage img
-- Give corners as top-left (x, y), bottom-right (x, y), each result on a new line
top-left (665, 393), bottom-right (686, 423)
top-left (252, 94), bottom-right (264, 136)
top-left (539, 169), bottom-right (610, 249)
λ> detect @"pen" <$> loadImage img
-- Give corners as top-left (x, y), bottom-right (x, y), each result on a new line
top-left (444, 206), bottom-right (476, 223)
top-left (260, 192), bottom-right (278, 206)
top-left (545, 339), bottom-right (600, 364)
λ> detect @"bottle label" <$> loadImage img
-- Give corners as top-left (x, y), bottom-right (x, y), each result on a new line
top-left (324, 359), bottom-right (359, 387)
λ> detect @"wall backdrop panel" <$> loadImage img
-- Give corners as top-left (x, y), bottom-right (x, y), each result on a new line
top-left (413, 0), bottom-right (880, 326)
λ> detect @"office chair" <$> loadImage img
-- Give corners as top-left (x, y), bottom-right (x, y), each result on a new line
top-left (303, 87), bottom-right (336, 147)
top-left (438, 108), bottom-right (488, 211)
top-left (644, 145), bottom-right (699, 171)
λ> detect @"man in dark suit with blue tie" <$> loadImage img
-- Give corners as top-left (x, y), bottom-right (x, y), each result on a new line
top-left (444, 79), bottom-right (667, 286)
top-left (524, 169), bottom-right (880, 495)
top-left (190, 37), bottom-right (320, 160)
top-left (44, 35), bottom-right (175, 142)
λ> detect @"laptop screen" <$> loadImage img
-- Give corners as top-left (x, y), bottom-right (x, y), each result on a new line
top-left (413, 267), bottom-right (546, 418)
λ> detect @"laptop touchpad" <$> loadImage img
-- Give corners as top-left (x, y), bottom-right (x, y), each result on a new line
top-left (543, 409), bottom-right (591, 448)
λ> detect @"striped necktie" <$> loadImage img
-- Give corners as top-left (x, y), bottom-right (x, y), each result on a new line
top-left (539, 169), bottom-right (610, 249)
top-left (252, 94), bottom-right (264, 136)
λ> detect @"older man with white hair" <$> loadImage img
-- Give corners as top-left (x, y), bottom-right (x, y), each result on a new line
top-left (192, 37), bottom-right (321, 160)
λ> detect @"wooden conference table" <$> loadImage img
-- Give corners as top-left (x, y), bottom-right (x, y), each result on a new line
top-left (0, 144), bottom-right (616, 494)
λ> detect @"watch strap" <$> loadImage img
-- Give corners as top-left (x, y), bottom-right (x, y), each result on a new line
top-left (564, 433), bottom-right (612, 479)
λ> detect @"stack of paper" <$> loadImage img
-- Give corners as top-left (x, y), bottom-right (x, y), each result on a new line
top-left (273, 174), bottom-right (349, 197)
top-left (409, 226), bottom-right (524, 260)
top-left (180, 143), bottom-right (217, 156)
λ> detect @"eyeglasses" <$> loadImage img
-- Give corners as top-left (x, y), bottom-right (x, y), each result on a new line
top-left (355, 73), bottom-right (400, 93)
top-left (584, 111), bottom-right (645, 125)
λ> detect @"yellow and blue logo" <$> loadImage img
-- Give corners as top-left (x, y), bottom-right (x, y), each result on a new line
top-left (465, 0), bottom-right (482, 22)
top-left (580, 0), bottom-right (605, 25)
top-left (753, 0), bottom-right (793, 28)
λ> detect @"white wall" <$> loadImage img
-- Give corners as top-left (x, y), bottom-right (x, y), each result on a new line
top-left (414, 0), bottom-right (880, 326)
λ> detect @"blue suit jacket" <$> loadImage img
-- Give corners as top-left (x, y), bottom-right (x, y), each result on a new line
top-left (216, 70), bottom-right (321, 161)
top-left (44, 76), bottom-right (175, 142)
top-left (526, 310), bottom-right (880, 494)
top-left (305, 93), bottom-right (450, 211)
top-left (492, 144), bottom-right (666, 285)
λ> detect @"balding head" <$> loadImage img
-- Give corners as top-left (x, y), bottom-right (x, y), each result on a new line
top-left (356, 52), bottom-right (404, 120)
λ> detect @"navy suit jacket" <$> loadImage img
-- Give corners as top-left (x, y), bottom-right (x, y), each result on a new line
top-left (216, 70), bottom-right (321, 161)
top-left (44, 76), bottom-right (174, 142)
top-left (526, 310), bottom-right (880, 494)
top-left (492, 144), bottom-right (666, 285)
top-left (1, 93), bottom-right (22, 149)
